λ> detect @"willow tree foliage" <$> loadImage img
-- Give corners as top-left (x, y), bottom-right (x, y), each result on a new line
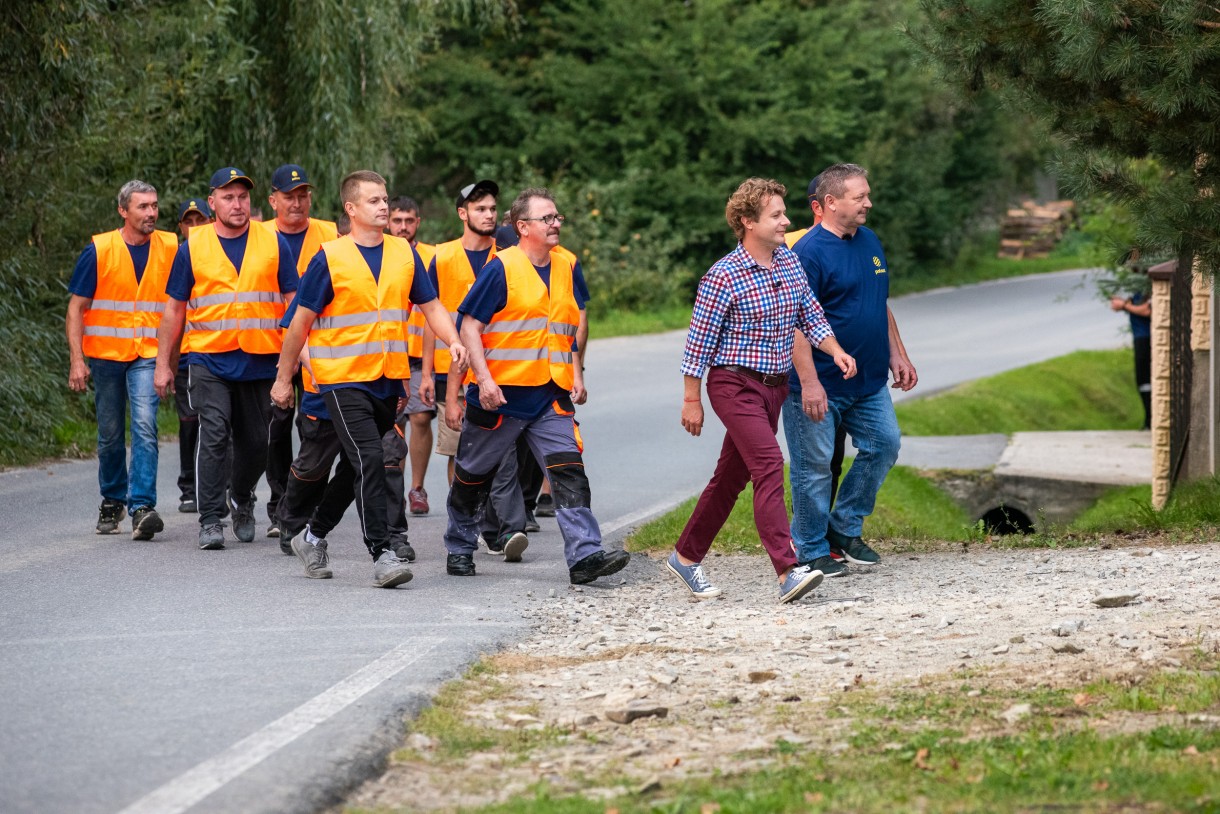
top-left (0, 0), bottom-right (499, 463)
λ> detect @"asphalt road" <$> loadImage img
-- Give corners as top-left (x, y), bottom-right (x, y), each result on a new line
top-left (0, 268), bottom-right (1129, 814)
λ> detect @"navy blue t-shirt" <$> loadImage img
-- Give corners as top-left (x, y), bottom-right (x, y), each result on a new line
top-left (456, 256), bottom-right (588, 420)
top-left (68, 240), bottom-right (152, 297)
top-left (287, 241), bottom-right (437, 400)
top-left (1129, 291), bottom-right (1151, 340)
top-left (166, 229), bottom-right (299, 381)
top-left (278, 229), bottom-right (309, 266)
top-left (427, 246), bottom-right (495, 393)
top-left (789, 224), bottom-right (890, 397)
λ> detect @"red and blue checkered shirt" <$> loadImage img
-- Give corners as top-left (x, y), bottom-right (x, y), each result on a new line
top-left (680, 242), bottom-right (833, 378)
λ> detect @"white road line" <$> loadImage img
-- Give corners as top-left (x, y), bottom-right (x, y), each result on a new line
top-left (599, 495), bottom-right (692, 539)
top-left (116, 639), bottom-right (440, 814)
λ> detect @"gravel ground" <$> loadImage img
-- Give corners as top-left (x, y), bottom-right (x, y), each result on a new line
top-left (343, 538), bottom-right (1220, 812)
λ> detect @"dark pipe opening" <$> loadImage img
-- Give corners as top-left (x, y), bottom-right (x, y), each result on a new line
top-left (980, 505), bottom-right (1034, 535)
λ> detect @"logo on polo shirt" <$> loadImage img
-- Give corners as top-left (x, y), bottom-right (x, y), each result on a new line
top-left (873, 256), bottom-right (887, 275)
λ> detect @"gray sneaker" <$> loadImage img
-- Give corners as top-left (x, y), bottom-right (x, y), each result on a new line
top-left (373, 550), bottom-right (413, 589)
top-left (96, 499), bottom-right (124, 535)
top-left (199, 523), bottom-right (225, 550)
top-left (291, 535), bottom-right (333, 579)
top-left (230, 499), bottom-right (256, 543)
top-left (501, 532), bottom-right (529, 563)
top-left (665, 551), bottom-right (722, 598)
top-left (779, 564), bottom-right (824, 604)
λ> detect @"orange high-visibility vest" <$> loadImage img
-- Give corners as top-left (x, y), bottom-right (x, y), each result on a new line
top-left (272, 218), bottom-right (338, 276)
top-left (482, 246), bottom-right (578, 390)
top-left (183, 222), bottom-right (286, 356)
top-left (82, 230), bottom-right (177, 361)
top-left (405, 242), bottom-right (436, 358)
top-left (430, 239), bottom-right (495, 375)
top-left (784, 228), bottom-right (808, 248)
top-left (307, 235), bottom-right (414, 386)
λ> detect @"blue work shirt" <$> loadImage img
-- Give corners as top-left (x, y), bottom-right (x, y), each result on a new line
top-left (790, 224), bottom-right (890, 397)
top-left (166, 229), bottom-right (299, 381)
top-left (285, 241), bottom-right (437, 401)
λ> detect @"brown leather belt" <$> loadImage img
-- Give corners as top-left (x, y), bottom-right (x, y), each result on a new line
top-left (716, 364), bottom-right (787, 387)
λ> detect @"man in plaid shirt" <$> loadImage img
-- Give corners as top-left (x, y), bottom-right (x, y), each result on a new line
top-left (668, 177), bottom-right (856, 605)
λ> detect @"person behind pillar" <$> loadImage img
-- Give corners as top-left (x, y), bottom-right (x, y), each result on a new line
top-left (669, 177), bottom-right (854, 603)
top-left (1110, 287), bottom-right (1152, 429)
top-left (265, 164), bottom-right (338, 539)
top-left (271, 170), bottom-right (465, 588)
top-left (783, 163), bottom-right (917, 576)
top-left (443, 186), bottom-right (630, 585)
top-left (172, 197), bottom-right (214, 513)
top-left (66, 180), bottom-right (177, 540)
top-left (386, 195), bottom-right (436, 546)
top-left (431, 180), bottom-right (501, 486)
top-left (154, 166), bottom-right (299, 550)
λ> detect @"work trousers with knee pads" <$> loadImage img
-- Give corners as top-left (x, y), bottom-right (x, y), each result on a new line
top-left (444, 402), bottom-right (602, 567)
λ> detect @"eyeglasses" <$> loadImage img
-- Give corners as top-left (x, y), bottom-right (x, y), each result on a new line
top-left (519, 214), bottom-right (566, 226)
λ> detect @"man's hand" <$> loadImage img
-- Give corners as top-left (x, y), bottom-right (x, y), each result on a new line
top-left (890, 354), bottom-right (918, 391)
top-left (154, 363), bottom-right (175, 399)
top-left (445, 397), bottom-right (464, 431)
top-left (270, 378), bottom-right (295, 410)
top-left (681, 399), bottom-right (704, 437)
top-left (1110, 295), bottom-right (1128, 312)
top-left (833, 351), bottom-right (857, 380)
top-left (801, 377), bottom-right (829, 422)
top-left (419, 372), bottom-right (435, 407)
top-left (571, 380), bottom-right (588, 405)
top-left (448, 342), bottom-right (469, 371)
top-left (68, 359), bottom-right (91, 393)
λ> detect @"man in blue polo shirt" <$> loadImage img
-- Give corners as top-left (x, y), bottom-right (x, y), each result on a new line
top-left (783, 163), bottom-right (917, 575)
top-left (154, 167), bottom-right (299, 550)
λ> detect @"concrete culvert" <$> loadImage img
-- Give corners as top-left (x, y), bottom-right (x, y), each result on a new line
top-left (980, 505), bottom-right (1034, 535)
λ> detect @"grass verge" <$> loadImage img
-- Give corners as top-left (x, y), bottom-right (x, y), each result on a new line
top-left (895, 349), bottom-right (1143, 436)
top-left (586, 303), bottom-right (692, 340)
top-left (625, 462), bottom-right (975, 552)
top-left (355, 651), bottom-right (1220, 814)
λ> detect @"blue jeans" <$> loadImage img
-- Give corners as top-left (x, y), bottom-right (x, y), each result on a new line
top-left (89, 356), bottom-right (160, 513)
top-left (782, 386), bottom-right (900, 562)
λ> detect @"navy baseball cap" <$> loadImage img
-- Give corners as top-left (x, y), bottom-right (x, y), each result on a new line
top-left (455, 179), bottom-right (499, 208)
top-left (271, 164), bottom-right (312, 192)
top-left (209, 167), bottom-right (254, 191)
top-left (807, 174), bottom-right (823, 200)
top-left (177, 198), bottom-right (213, 222)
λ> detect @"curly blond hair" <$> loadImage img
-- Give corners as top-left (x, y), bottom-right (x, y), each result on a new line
top-left (725, 178), bottom-right (787, 241)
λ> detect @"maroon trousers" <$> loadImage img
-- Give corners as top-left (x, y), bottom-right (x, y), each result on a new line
top-left (675, 367), bottom-right (797, 576)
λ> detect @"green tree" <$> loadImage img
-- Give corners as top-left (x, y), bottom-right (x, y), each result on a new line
top-left (401, 0), bottom-right (1037, 311)
top-left (914, 0), bottom-right (1220, 272)
top-left (0, 0), bottom-right (499, 464)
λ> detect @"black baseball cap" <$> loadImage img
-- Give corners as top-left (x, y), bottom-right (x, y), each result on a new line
top-left (455, 179), bottom-right (499, 208)
top-left (209, 167), bottom-right (254, 191)
top-left (271, 164), bottom-right (312, 192)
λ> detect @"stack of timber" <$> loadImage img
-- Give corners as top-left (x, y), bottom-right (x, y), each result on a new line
top-left (998, 200), bottom-right (1075, 259)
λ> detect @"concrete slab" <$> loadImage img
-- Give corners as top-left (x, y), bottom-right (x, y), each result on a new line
top-left (896, 434), bottom-right (1009, 471)
top-left (996, 430), bottom-right (1152, 486)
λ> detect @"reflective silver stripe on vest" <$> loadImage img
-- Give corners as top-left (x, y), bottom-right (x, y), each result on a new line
top-left (316, 310), bottom-right (381, 330)
top-left (484, 347), bottom-right (548, 362)
top-left (186, 319), bottom-right (239, 332)
top-left (549, 322), bottom-right (578, 336)
top-left (89, 299), bottom-right (135, 312)
top-left (238, 319), bottom-right (282, 331)
top-left (484, 316), bottom-right (549, 334)
top-left (550, 351), bottom-right (574, 364)
top-left (448, 310), bottom-right (459, 321)
top-left (381, 308), bottom-right (410, 322)
top-left (310, 339), bottom-right (409, 359)
top-left (136, 302), bottom-right (165, 313)
top-left (136, 327), bottom-right (159, 338)
top-left (83, 326), bottom-right (137, 338)
top-left (188, 293), bottom-right (236, 309)
top-left (407, 325), bottom-right (424, 337)
top-left (436, 338), bottom-right (449, 350)
top-left (235, 291), bottom-right (281, 303)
